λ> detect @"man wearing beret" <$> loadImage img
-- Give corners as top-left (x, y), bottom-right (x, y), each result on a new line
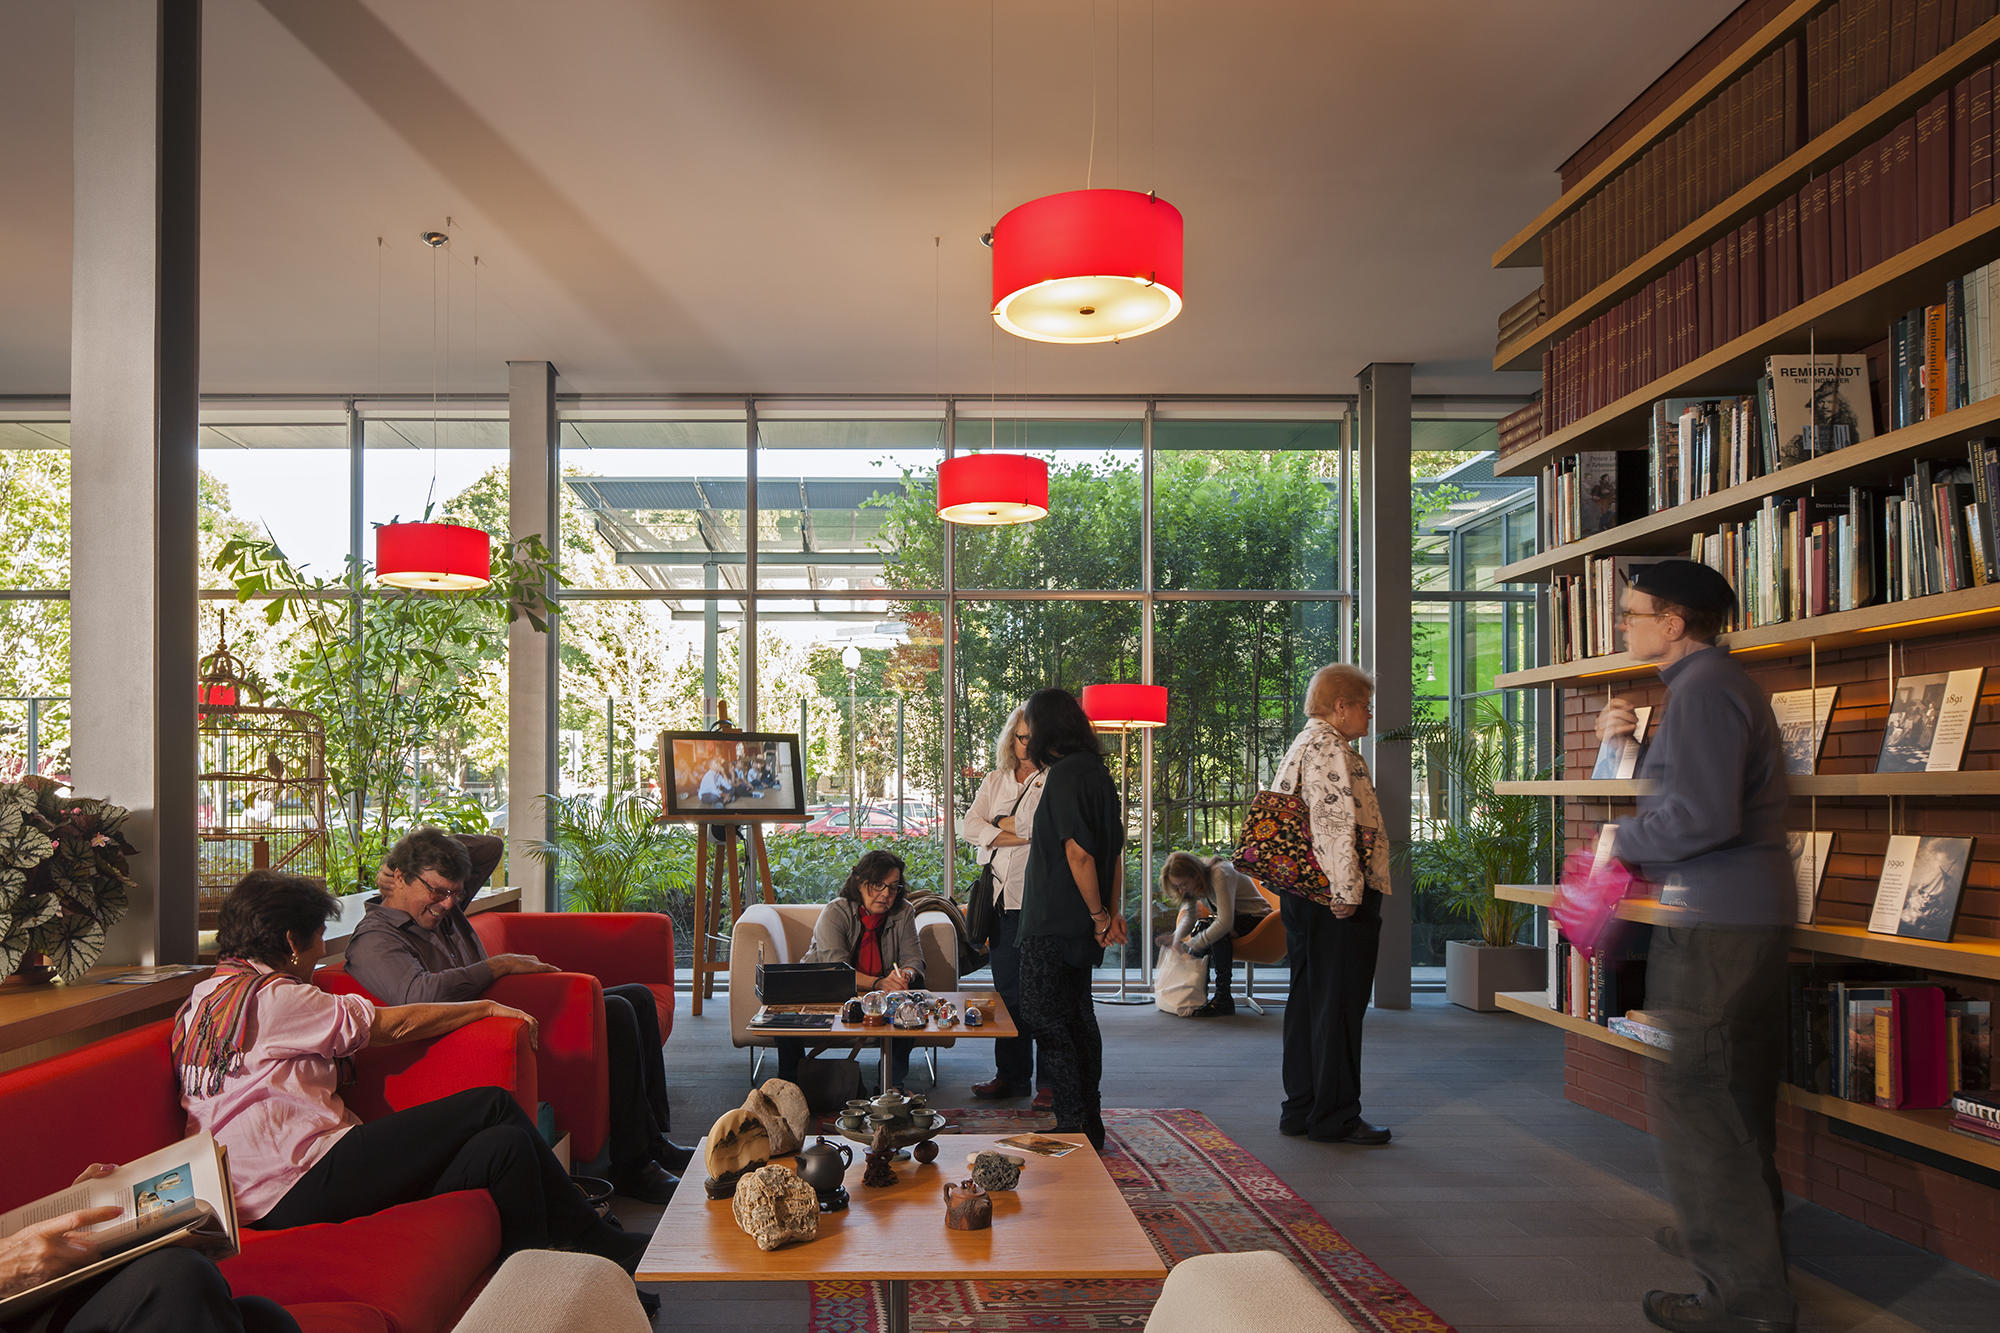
top-left (346, 826), bottom-right (693, 1205)
top-left (1595, 560), bottom-right (1793, 1333)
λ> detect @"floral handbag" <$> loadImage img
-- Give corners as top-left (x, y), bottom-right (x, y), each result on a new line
top-left (1231, 748), bottom-right (1335, 907)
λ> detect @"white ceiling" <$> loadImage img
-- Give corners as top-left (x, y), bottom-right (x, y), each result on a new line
top-left (0, 0), bottom-right (1741, 400)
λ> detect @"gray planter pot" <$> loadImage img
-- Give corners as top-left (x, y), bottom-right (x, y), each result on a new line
top-left (1445, 939), bottom-right (1544, 1012)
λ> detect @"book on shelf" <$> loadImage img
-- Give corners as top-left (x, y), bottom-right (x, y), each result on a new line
top-left (1771, 686), bottom-right (1839, 775)
top-left (1868, 834), bottom-right (1976, 942)
top-left (1788, 829), bottom-right (1835, 925)
top-left (1954, 1088), bottom-right (2000, 1131)
top-left (1590, 705), bottom-right (1652, 780)
top-left (1608, 1011), bottom-right (1673, 1050)
top-left (0, 1132), bottom-right (238, 1322)
top-left (1872, 985), bottom-right (1953, 1109)
top-left (1765, 354), bottom-right (1875, 466)
top-left (1876, 667), bottom-right (1985, 771)
top-left (1541, 450), bottom-right (1647, 546)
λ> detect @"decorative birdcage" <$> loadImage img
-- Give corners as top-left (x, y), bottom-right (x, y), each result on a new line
top-left (196, 635), bottom-right (330, 927)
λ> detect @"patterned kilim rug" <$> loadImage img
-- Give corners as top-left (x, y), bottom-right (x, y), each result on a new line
top-left (805, 1106), bottom-right (1456, 1333)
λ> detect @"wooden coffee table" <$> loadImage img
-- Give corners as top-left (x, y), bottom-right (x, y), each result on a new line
top-left (758, 990), bottom-right (1019, 1092)
top-left (638, 1132), bottom-right (1164, 1333)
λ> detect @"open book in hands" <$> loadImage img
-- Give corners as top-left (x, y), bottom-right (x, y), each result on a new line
top-left (0, 1132), bottom-right (238, 1321)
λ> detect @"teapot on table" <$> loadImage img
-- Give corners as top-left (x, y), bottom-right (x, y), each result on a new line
top-left (943, 1178), bottom-right (992, 1231)
top-left (795, 1136), bottom-right (853, 1194)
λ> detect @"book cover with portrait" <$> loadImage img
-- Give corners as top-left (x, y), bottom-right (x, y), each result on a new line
top-left (1765, 353), bottom-right (1875, 467)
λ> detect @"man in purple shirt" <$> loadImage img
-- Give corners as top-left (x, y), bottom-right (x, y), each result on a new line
top-left (345, 827), bottom-right (689, 1204)
top-left (1596, 561), bottom-right (1792, 1333)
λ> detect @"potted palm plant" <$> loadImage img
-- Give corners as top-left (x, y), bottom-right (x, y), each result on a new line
top-left (1389, 706), bottom-right (1552, 1012)
top-left (526, 791), bottom-right (688, 914)
top-left (0, 776), bottom-right (139, 984)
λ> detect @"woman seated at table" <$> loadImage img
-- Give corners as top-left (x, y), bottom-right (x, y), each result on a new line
top-left (173, 871), bottom-right (650, 1279)
top-left (778, 849), bottom-right (926, 1090)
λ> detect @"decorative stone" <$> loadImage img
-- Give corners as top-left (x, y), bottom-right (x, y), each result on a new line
top-left (702, 1108), bottom-right (772, 1197)
top-left (968, 1150), bottom-right (1023, 1192)
top-left (757, 1078), bottom-right (812, 1151)
top-left (730, 1165), bottom-right (820, 1251)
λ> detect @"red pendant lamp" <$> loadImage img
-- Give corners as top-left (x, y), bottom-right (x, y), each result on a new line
top-left (376, 521), bottom-right (493, 591)
top-left (936, 453), bottom-right (1050, 525)
top-left (1081, 682), bottom-right (1169, 729)
top-left (990, 188), bottom-right (1183, 345)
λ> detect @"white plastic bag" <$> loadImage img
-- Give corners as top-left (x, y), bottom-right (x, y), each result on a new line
top-left (1154, 944), bottom-right (1206, 1016)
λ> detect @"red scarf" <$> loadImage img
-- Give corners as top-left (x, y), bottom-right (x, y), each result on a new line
top-left (172, 961), bottom-right (295, 1099)
top-left (857, 910), bottom-right (887, 979)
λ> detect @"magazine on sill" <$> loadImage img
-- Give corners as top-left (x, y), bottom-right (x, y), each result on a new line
top-left (0, 1132), bottom-right (238, 1321)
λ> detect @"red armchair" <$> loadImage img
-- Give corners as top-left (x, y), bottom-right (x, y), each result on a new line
top-left (318, 962), bottom-right (610, 1164)
top-left (0, 1013), bottom-right (532, 1333)
top-left (470, 911), bottom-right (676, 1040)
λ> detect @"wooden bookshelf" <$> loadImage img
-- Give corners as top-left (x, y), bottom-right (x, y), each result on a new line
top-left (1493, 989), bottom-right (1669, 1060)
top-left (1494, 886), bottom-right (2000, 981)
top-left (1495, 583), bottom-right (2000, 689)
top-left (1491, 0), bottom-right (1819, 270)
top-left (1494, 772), bottom-right (2000, 798)
top-left (1496, 397), bottom-right (2000, 582)
top-left (1496, 204), bottom-right (2000, 477)
top-left (1497, 13), bottom-right (2000, 365)
top-left (1497, 990), bottom-right (2000, 1171)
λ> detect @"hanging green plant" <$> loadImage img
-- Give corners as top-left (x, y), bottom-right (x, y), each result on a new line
top-left (0, 776), bottom-right (139, 983)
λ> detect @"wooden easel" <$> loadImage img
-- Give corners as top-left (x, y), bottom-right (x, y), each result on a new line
top-left (688, 821), bottom-right (775, 1016)
top-left (671, 716), bottom-right (779, 1016)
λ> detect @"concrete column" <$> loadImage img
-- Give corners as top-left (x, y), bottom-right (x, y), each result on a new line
top-left (508, 361), bottom-right (558, 910)
top-left (1357, 363), bottom-right (1413, 1010)
top-left (71, 0), bottom-right (202, 964)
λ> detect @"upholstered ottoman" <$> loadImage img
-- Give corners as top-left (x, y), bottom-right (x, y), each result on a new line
top-left (1145, 1250), bottom-right (1356, 1333)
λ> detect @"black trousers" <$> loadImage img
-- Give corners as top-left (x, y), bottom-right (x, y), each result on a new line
top-left (988, 910), bottom-right (1041, 1088)
top-left (604, 982), bottom-right (671, 1169)
top-left (251, 1086), bottom-right (618, 1264)
top-left (1649, 923), bottom-right (1793, 1321)
top-left (49, 1248), bottom-right (296, 1333)
top-left (1019, 935), bottom-right (1102, 1140)
top-left (1279, 890), bottom-right (1381, 1137)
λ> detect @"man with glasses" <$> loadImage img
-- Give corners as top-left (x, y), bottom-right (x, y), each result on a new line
top-left (1593, 561), bottom-right (1793, 1333)
top-left (347, 827), bottom-right (688, 1205)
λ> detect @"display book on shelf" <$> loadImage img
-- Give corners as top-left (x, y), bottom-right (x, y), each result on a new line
top-left (1496, 3), bottom-right (2000, 1173)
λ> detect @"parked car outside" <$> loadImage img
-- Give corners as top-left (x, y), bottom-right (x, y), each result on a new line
top-left (792, 803), bottom-right (931, 838)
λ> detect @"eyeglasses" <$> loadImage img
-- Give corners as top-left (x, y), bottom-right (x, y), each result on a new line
top-left (862, 879), bottom-right (904, 894)
top-left (415, 874), bottom-right (458, 900)
top-left (1013, 732), bottom-right (1031, 743)
top-left (1617, 610), bottom-right (1670, 624)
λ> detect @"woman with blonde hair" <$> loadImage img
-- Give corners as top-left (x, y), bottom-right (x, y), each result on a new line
top-left (958, 704), bottom-right (1049, 1107)
top-left (1276, 663), bottom-right (1393, 1145)
top-left (1161, 850), bottom-right (1271, 1017)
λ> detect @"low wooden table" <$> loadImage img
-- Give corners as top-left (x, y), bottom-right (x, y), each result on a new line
top-left (756, 991), bottom-right (1019, 1092)
top-left (639, 1132), bottom-right (1163, 1333)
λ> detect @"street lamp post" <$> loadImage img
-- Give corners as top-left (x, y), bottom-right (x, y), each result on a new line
top-left (841, 646), bottom-right (861, 839)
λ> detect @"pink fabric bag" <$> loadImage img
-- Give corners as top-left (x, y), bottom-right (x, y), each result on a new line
top-left (1552, 847), bottom-right (1647, 959)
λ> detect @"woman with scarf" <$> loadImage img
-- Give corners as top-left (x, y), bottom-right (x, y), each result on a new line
top-left (1276, 664), bottom-right (1394, 1146)
top-left (778, 849), bottom-right (925, 1091)
top-left (173, 871), bottom-right (650, 1285)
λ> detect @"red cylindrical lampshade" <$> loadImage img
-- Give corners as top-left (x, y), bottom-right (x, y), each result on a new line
top-left (376, 522), bottom-right (493, 591)
top-left (1082, 683), bottom-right (1169, 729)
top-left (991, 188), bottom-right (1184, 344)
top-left (936, 454), bottom-right (1050, 525)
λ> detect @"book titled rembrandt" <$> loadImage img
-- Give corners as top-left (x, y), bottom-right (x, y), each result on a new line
top-left (0, 1132), bottom-right (237, 1321)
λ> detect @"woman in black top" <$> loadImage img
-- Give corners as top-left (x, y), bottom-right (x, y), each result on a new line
top-left (1016, 687), bottom-right (1128, 1150)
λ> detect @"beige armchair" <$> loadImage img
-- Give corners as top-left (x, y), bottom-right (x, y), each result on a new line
top-left (729, 902), bottom-right (959, 1081)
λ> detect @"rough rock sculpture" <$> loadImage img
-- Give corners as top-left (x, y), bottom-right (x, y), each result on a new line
top-left (968, 1151), bottom-right (1022, 1192)
top-left (759, 1078), bottom-right (812, 1147)
top-left (731, 1165), bottom-right (820, 1251)
top-left (702, 1108), bottom-right (772, 1198)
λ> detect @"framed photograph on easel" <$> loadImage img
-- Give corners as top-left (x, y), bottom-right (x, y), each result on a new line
top-left (659, 731), bottom-right (807, 822)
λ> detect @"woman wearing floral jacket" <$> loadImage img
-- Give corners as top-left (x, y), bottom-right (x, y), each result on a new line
top-left (1274, 664), bottom-right (1393, 1146)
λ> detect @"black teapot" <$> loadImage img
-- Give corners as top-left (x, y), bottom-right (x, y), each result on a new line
top-left (795, 1136), bottom-right (853, 1193)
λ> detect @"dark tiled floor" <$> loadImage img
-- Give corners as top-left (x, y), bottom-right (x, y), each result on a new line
top-left (612, 990), bottom-right (1998, 1331)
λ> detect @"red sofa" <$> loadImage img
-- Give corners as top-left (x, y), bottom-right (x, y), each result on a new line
top-left (469, 911), bottom-right (676, 1040)
top-left (0, 1007), bottom-right (536, 1333)
top-left (318, 963), bottom-right (612, 1165)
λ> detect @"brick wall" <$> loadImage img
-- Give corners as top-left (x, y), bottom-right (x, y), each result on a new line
top-left (1564, 625), bottom-right (2000, 941)
top-left (1556, 622), bottom-right (2000, 1273)
top-left (1564, 1035), bottom-right (2000, 1278)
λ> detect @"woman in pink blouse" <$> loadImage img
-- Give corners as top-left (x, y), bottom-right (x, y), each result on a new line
top-left (174, 872), bottom-right (648, 1276)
